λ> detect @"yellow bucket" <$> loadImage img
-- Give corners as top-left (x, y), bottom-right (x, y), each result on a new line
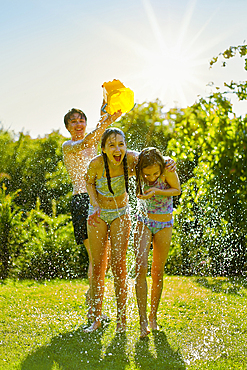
top-left (102, 79), bottom-right (135, 115)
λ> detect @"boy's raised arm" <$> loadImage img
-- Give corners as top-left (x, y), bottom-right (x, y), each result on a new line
top-left (63, 110), bottom-right (122, 153)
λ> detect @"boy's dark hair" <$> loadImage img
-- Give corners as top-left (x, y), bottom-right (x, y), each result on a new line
top-left (64, 108), bottom-right (87, 128)
top-left (101, 128), bottom-right (129, 195)
top-left (135, 147), bottom-right (165, 195)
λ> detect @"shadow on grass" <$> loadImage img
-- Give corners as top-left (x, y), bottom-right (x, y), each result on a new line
top-left (194, 276), bottom-right (247, 296)
top-left (134, 330), bottom-right (186, 370)
top-left (100, 332), bottom-right (129, 369)
top-left (20, 326), bottom-right (129, 370)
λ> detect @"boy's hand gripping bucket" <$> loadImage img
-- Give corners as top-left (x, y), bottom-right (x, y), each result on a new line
top-left (102, 79), bottom-right (135, 115)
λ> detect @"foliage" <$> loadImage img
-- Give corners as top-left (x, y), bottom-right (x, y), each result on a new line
top-left (210, 43), bottom-right (247, 100)
top-left (0, 128), bottom-right (72, 215)
top-left (0, 185), bottom-right (88, 280)
top-left (16, 198), bottom-right (88, 280)
top-left (114, 100), bottom-right (173, 153)
top-left (0, 184), bottom-right (24, 279)
top-left (165, 94), bottom-right (247, 276)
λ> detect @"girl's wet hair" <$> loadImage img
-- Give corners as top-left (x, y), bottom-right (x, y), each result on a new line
top-left (101, 128), bottom-right (129, 195)
top-left (135, 147), bottom-right (165, 195)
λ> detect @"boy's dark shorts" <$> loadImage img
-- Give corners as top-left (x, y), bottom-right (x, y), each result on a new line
top-left (70, 193), bottom-right (90, 245)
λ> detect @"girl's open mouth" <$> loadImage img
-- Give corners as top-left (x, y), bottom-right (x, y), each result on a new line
top-left (114, 155), bottom-right (121, 162)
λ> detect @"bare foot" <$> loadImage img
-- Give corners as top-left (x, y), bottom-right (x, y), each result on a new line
top-left (149, 317), bottom-right (159, 331)
top-left (87, 313), bottom-right (110, 325)
top-left (140, 321), bottom-right (150, 338)
top-left (83, 320), bottom-right (101, 333)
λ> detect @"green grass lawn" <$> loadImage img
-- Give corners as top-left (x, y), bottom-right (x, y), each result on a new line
top-left (0, 276), bottom-right (246, 370)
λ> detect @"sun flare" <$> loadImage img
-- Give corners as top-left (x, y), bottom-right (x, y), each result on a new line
top-left (100, 0), bottom-right (220, 111)
top-left (135, 0), bottom-right (208, 108)
top-left (141, 45), bottom-right (200, 106)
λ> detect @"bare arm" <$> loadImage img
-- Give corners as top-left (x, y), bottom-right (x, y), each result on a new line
top-left (85, 159), bottom-right (100, 207)
top-left (128, 152), bottom-right (177, 177)
top-left (164, 156), bottom-right (176, 172)
top-left (85, 158), bottom-right (102, 226)
top-left (127, 150), bottom-right (139, 176)
top-left (63, 110), bottom-right (122, 154)
top-left (138, 171), bottom-right (181, 199)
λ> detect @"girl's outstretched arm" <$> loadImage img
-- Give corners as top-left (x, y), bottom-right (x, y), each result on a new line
top-left (137, 171), bottom-right (181, 200)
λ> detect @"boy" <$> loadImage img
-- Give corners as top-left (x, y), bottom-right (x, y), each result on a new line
top-left (62, 106), bottom-right (121, 314)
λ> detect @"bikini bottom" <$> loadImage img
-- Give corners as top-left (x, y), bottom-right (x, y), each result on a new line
top-left (88, 204), bottom-right (129, 225)
top-left (136, 214), bottom-right (174, 235)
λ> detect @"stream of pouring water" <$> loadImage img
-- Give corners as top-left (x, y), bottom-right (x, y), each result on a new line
top-left (102, 187), bottom-right (149, 322)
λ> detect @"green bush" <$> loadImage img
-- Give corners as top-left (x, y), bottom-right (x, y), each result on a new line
top-left (15, 199), bottom-right (89, 280)
top-left (0, 186), bottom-right (88, 280)
top-left (0, 128), bottom-right (72, 216)
top-left (165, 95), bottom-right (247, 276)
top-left (0, 184), bottom-right (24, 279)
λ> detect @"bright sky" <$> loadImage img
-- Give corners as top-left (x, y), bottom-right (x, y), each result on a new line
top-left (0, 0), bottom-right (247, 138)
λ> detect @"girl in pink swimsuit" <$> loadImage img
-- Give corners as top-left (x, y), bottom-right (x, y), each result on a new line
top-left (134, 147), bottom-right (181, 338)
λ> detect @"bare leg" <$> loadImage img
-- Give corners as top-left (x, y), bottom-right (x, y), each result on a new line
top-left (134, 222), bottom-right (152, 338)
top-left (84, 237), bottom-right (109, 320)
top-left (110, 214), bottom-right (131, 332)
top-left (83, 238), bottom-right (92, 309)
top-left (84, 219), bottom-right (108, 333)
top-left (149, 226), bottom-right (172, 330)
top-left (105, 236), bottom-right (111, 273)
